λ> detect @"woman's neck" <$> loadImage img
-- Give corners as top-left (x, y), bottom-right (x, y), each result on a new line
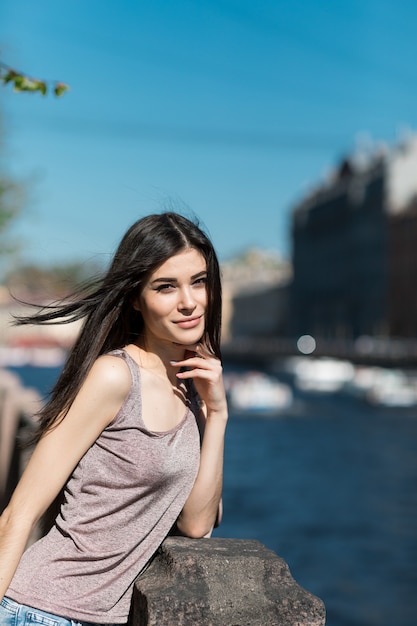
top-left (126, 340), bottom-right (187, 386)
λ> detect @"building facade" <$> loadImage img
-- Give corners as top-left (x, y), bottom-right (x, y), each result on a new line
top-left (388, 200), bottom-right (417, 337)
top-left (291, 136), bottom-right (417, 340)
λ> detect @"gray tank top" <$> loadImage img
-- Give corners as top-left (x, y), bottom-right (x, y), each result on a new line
top-left (7, 349), bottom-right (201, 623)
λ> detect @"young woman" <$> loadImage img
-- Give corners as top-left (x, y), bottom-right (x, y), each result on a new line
top-left (0, 212), bottom-right (228, 625)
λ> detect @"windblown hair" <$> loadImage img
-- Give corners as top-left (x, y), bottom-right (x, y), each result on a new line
top-left (17, 212), bottom-right (222, 442)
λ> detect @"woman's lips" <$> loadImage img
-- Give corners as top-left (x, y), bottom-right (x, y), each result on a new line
top-left (174, 316), bottom-right (202, 329)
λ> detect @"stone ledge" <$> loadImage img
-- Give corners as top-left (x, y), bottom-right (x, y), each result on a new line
top-left (131, 537), bottom-right (326, 626)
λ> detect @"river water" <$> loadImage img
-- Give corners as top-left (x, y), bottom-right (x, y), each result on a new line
top-left (6, 361), bottom-right (417, 626)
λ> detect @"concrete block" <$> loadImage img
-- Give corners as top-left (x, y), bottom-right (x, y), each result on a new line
top-left (131, 537), bottom-right (326, 625)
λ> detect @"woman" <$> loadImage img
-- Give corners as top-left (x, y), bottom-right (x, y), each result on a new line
top-left (0, 212), bottom-right (228, 625)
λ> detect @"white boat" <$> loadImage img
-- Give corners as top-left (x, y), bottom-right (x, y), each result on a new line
top-left (225, 371), bottom-right (293, 414)
top-left (287, 357), bottom-right (355, 393)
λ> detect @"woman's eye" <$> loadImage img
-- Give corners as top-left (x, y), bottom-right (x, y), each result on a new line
top-left (194, 277), bottom-right (207, 287)
top-left (156, 284), bottom-right (175, 292)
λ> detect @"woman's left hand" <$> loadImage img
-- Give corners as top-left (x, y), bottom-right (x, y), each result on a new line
top-left (172, 343), bottom-right (228, 538)
top-left (171, 344), bottom-right (227, 417)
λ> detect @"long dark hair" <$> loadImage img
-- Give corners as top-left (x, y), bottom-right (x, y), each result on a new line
top-left (17, 212), bottom-right (222, 441)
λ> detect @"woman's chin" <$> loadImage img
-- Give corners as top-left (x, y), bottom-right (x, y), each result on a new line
top-left (172, 334), bottom-right (203, 348)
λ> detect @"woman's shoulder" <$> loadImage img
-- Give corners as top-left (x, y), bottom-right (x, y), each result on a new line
top-left (88, 352), bottom-right (133, 401)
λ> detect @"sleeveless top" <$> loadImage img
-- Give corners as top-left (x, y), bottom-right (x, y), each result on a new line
top-left (7, 349), bottom-right (201, 624)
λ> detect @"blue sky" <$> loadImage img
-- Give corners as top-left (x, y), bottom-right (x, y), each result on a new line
top-left (1, 0), bottom-right (416, 270)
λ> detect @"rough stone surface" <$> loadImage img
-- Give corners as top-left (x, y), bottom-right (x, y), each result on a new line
top-left (131, 537), bottom-right (326, 626)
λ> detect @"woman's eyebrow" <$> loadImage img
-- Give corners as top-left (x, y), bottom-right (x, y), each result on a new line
top-left (191, 270), bottom-right (208, 279)
top-left (151, 270), bottom-right (207, 285)
top-left (151, 277), bottom-right (177, 284)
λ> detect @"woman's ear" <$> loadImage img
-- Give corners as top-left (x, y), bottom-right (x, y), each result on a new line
top-left (132, 294), bottom-right (141, 312)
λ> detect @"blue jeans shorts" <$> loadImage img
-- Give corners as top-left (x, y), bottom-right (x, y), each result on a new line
top-left (0, 597), bottom-right (122, 626)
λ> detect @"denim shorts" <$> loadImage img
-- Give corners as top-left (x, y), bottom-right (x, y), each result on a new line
top-left (0, 597), bottom-right (122, 626)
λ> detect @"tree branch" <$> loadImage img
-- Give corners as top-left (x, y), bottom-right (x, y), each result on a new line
top-left (0, 61), bottom-right (69, 97)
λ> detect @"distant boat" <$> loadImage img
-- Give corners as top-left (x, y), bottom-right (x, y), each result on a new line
top-left (349, 367), bottom-right (417, 408)
top-left (288, 357), bottom-right (355, 393)
top-left (286, 356), bottom-right (417, 408)
top-left (225, 371), bottom-right (293, 414)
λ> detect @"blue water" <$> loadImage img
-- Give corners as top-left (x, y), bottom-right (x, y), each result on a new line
top-left (7, 363), bottom-right (417, 626)
top-left (7, 364), bottom-right (61, 399)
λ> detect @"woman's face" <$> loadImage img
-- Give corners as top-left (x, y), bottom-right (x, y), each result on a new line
top-left (137, 248), bottom-right (208, 349)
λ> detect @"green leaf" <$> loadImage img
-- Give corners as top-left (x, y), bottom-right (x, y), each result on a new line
top-left (13, 74), bottom-right (26, 90)
top-left (54, 82), bottom-right (70, 97)
top-left (36, 80), bottom-right (48, 95)
top-left (3, 69), bottom-right (17, 84)
top-left (0, 61), bottom-right (69, 97)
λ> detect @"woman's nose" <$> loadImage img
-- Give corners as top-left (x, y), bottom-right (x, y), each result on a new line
top-left (178, 287), bottom-right (196, 311)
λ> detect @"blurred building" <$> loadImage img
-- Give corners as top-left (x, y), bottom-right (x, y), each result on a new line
top-left (388, 198), bottom-right (417, 337)
top-left (291, 135), bottom-right (417, 340)
top-left (221, 249), bottom-right (291, 339)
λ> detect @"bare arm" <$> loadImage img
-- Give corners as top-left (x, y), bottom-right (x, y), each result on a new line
top-left (172, 345), bottom-right (228, 538)
top-left (0, 355), bottom-right (131, 600)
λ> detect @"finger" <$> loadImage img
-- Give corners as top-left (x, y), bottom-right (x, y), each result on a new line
top-left (172, 350), bottom-right (212, 368)
top-left (175, 367), bottom-right (214, 381)
top-left (172, 358), bottom-right (212, 373)
top-left (176, 358), bottom-right (222, 379)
